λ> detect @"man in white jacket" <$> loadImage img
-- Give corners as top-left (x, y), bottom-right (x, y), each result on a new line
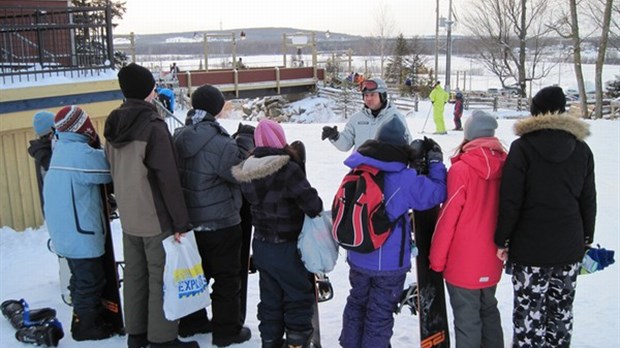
top-left (321, 77), bottom-right (412, 151)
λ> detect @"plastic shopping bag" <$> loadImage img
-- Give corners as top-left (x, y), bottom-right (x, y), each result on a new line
top-left (298, 212), bottom-right (339, 275)
top-left (162, 231), bottom-right (210, 320)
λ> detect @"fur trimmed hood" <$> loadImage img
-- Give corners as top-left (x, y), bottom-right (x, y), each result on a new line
top-left (231, 155), bottom-right (290, 183)
top-left (514, 110), bottom-right (590, 141)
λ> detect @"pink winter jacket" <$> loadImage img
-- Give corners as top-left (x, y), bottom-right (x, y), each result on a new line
top-left (429, 137), bottom-right (507, 289)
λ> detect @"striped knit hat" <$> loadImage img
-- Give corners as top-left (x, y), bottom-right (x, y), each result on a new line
top-left (54, 105), bottom-right (99, 145)
top-left (254, 119), bottom-right (287, 149)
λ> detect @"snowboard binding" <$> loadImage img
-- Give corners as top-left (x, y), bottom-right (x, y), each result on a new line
top-left (15, 317), bottom-right (64, 347)
top-left (395, 283), bottom-right (419, 315)
top-left (315, 275), bottom-right (333, 303)
top-left (1, 299), bottom-right (57, 329)
top-left (1, 299), bottom-right (64, 347)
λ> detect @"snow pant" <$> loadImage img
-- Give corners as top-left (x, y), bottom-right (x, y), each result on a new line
top-left (339, 267), bottom-right (407, 348)
top-left (511, 262), bottom-right (580, 348)
top-left (180, 225), bottom-right (244, 340)
top-left (123, 232), bottom-right (178, 344)
top-left (158, 94), bottom-right (172, 112)
top-left (433, 104), bottom-right (447, 133)
top-left (453, 113), bottom-right (462, 130)
top-left (66, 256), bottom-right (106, 318)
top-left (252, 239), bottom-right (315, 346)
top-left (446, 283), bottom-right (503, 348)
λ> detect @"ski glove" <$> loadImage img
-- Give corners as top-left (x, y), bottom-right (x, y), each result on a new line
top-left (321, 126), bottom-right (339, 141)
top-left (423, 137), bottom-right (443, 164)
top-left (409, 139), bottom-right (427, 174)
top-left (581, 244), bottom-right (615, 275)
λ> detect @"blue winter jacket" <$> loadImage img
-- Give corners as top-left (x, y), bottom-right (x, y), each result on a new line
top-left (344, 150), bottom-right (447, 273)
top-left (43, 132), bottom-right (112, 259)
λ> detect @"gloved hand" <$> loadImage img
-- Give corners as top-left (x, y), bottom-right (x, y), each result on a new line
top-left (423, 137), bottom-right (443, 164)
top-left (321, 126), bottom-right (339, 141)
top-left (232, 122), bottom-right (255, 138)
top-left (409, 139), bottom-right (427, 173)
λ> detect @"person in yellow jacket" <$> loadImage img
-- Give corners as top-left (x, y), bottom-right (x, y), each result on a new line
top-left (429, 81), bottom-right (450, 134)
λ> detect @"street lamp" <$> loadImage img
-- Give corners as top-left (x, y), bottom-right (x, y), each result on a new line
top-left (201, 32), bottom-right (245, 71)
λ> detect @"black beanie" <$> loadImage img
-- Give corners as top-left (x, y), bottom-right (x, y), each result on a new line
top-left (376, 118), bottom-right (408, 146)
top-left (191, 84), bottom-right (225, 116)
top-left (117, 63), bottom-right (156, 100)
top-left (530, 86), bottom-right (566, 116)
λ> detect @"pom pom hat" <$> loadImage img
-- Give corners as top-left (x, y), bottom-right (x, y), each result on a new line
top-left (254, 119), bottom-right (287, 149)
top-left (32, 111), bottom-right (55, 137)
top-left (117, 63), bottom-right (156, 100)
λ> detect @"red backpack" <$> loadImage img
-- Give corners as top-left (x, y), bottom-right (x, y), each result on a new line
top-left (332, 164), bottom-right (396, 253)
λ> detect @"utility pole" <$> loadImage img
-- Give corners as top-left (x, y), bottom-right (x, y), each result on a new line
top-left (434, 0), bottom-right (439, 83)
top-left (445, 0), bottom-right (453, 92)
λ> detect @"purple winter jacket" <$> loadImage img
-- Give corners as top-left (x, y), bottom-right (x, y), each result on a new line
top-left (344, 151), bottom-right (447, 273)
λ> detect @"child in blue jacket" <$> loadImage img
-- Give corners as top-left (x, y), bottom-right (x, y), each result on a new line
top-left (339, 118), bottom-right (447, 348)
top-left (43, 105), bottom-right (113, 342)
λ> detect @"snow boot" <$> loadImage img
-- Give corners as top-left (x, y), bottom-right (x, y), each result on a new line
top-left (212, 326), bottom-right (251, 347)
top-left (127, 333), bottom-right (149, 348)
top-left (15, 318), bottom-right (64, 347)
top-left (150, 338), bottom-right (200, 348)
top-left (71, 312), bottom-right (113, 341)
top-left (285, 328), bottom-right (312, 348)
top-left (1, 299), bottom-right (57, 329)
top-left (262, 338), bottom-right (285, 348)
top-left (179, 309), bottom-right (212, 338)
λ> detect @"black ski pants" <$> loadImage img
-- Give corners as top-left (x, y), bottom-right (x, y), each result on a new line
top-left (66, 256), bottom-right (106, 318)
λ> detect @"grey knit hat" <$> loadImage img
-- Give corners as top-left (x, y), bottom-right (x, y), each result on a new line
top-left (464, 110), bottom-right (498, 141)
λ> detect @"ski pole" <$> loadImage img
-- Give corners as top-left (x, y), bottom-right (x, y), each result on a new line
top-left (419, 104), bottom-right (433, 134)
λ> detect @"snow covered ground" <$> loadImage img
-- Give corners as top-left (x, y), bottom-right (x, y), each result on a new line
top-left (1, 99), bottom-right (618, 347)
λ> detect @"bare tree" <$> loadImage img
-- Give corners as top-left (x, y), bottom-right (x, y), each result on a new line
top-left (371, 1), bottom-right (396, 79)
top-left (462, 0), bottom-right (557, 97)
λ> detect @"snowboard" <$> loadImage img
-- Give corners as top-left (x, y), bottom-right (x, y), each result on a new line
top-left (412, 207), bottom-right (450, 348)
top-left (239, 196), bottom-right (253, 324)
top-left (290, 140), bottom-right (336, 348)
top-left (46, 239), bottom-right (72, 306)
top-left (99, 184), bottom-right (125, 335)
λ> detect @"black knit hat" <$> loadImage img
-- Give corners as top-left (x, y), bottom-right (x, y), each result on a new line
top-left (377, 118), bottom-right (408, 145)
top-left (117, 63), bottom-right (156, 100)
top-left (530, 86), bottom-right (566, 116)
top-left (191, 84), bottom-right (225, 116)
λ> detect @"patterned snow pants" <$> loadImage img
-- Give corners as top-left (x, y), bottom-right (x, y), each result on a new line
top-left (510, 262), bottom-right (580, 348)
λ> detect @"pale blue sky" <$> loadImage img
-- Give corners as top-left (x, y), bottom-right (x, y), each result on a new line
top-left (115, 0), bottom-right (458, 37)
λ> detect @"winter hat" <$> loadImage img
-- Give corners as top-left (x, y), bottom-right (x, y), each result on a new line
top-left (32, 111), bottom-right (55, 137)
top-left (376, 118), bottom-right (408, 145)
top-left (530, 86), bottom-right (566, 116)
top-left (54, 105), bottom-right (98, 142)
top-left (117, 63), bottom-right (156, 100)
top-left (254, 119), bottom-right (287, 149)
top-left (464, 110), bottom-right (498, 141)
top-left (191, 84), bottom-right (226, 116)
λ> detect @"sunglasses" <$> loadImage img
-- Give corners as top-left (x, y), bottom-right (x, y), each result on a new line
top-left (360, 80), bottom-right (378, 93)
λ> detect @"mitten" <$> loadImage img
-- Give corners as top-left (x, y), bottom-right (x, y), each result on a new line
top-left (423, 137), bottom-right (443, 164)
top-left (321, 126), bottom-right (339, 141)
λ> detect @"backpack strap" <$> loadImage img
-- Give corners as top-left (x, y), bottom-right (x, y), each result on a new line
top-left (399, 215), bottom-right (406, 267)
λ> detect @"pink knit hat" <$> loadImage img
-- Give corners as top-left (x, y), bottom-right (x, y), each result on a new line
top-left (254, 119), bottom-right (287, 149)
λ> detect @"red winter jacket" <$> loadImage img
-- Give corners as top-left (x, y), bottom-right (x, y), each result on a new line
top-left (429, 137), bottom-right (506, 289)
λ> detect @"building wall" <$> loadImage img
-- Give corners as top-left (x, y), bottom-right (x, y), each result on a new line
top-left (0, 79), bottom-right (123, 230)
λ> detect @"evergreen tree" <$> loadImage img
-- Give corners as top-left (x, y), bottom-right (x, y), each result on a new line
top-left (606, 75), bottom-right (620, 98)
top-left (385, 34), bottom-right (410, 85)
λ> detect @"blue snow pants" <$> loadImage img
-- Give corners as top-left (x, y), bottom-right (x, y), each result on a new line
top-left (339, 267), bottom-right (406, 348)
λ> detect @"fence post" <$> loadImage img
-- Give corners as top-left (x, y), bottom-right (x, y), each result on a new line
top-left (414, 94), bottom-right (419, 112)
top-left (493, 97), bottom-right (498, 111)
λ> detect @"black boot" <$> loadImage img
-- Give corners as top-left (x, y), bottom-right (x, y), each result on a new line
top-left (15, 318), bottom-right (64, 347)
top-left (179, 309), bottom-right (212, 338)
top-left (285, 328), bottom-right (313, 348)
top-left (71, 312), bottom-right (113, 341)
top-left (127, 333), bottom-right (149, 348)
top-left (150, 338), bottom-right (199, 348)
top-left (212, 326), bottom-right (251, 347)
top-left (1, 299), bottom-right (57, 329)
top-left (262, 338), bottom-right (285, 348)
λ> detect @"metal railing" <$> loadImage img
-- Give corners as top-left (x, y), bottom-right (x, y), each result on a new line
top-left (0, 5), bottom-right (114, 84)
